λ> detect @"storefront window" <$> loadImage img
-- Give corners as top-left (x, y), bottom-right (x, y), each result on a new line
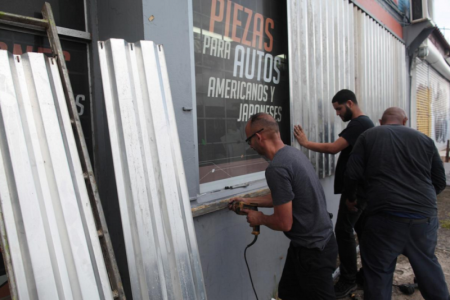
top-left (0, 0), bottom-right (85, 31)
top-left (193, 0), bottom-right (290, 190)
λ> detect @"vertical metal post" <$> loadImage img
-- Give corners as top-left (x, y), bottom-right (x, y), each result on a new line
top-left (41, 3), bottom-right (125, 299)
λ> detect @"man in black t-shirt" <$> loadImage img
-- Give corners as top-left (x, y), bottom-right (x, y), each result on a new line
top-left (344, 107), bottom-right (449, 300)
top-left (294, 89), bottom-right (374, 298)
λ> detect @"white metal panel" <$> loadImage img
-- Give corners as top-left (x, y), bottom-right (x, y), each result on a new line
top-left (0, 50), bottom-right (113, 299)
top-left (288, 0), bottom-right (407, 176)
top-left (98, 39), bottom-right (207, 300)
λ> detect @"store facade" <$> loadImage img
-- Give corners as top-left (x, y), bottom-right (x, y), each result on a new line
top-left (0, 0), bottom-right (414, 299)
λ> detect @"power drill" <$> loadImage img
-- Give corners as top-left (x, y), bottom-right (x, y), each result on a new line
top-left (231, 201), bottom-right (260, 235)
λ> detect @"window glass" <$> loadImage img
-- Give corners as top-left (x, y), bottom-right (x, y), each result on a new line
top-left (0, 0), bottom-right (85, 31)
top-left (193, 0), bottom-right (290, 186)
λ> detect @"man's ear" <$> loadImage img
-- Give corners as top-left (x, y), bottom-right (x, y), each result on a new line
top-left (346, 100), bottom-right (353, 108)
top-left (256, 132), bottom-right (263, 142)
top-left (402, 117), bottom-right (408, 126)
top-left (379, 119), bottom-right (383, 125)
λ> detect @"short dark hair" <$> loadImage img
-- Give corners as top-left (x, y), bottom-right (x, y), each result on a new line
top-left (331, 89), bottom-right (357, 105)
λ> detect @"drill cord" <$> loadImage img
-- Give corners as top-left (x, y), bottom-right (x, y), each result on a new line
top-left (244, 235), bottom-right (259, 300)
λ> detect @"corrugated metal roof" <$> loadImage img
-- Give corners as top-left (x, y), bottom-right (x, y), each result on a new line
top-left (288, 0), bottom-right (407, 177)
top-left (98, 39), bottom-right (207, 300)
top-left (0, 50), bottom-right (114, 299)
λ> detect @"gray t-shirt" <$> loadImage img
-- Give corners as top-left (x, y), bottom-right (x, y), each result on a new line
top-left (266, 145), bottom-right (333, 250)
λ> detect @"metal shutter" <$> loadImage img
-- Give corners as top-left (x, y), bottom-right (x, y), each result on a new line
top-left (415, 57), bottom-right (450, 149)
top-left (416, 58), bottom-right (432, 137)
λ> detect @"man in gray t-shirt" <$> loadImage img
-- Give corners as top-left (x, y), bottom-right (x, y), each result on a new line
top-left (229, 113), bottom-right (337, 299)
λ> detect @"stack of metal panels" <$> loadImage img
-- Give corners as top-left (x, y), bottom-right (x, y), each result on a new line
top-left (98, 39), bottom-right (206, 300)
top-left (0, 50), bottom-right (113, 299)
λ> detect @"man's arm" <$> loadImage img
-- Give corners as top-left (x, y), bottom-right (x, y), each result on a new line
top-left (344, 136), bottom-right (366, 202)
top-left (228, 193), bottom-right (273, 209)
top-left (294, 125), bottom-right (348, 154)
top-left (431, 146), bottom-right (446, 195)
top-left (244, 201), bottom-right (293, 232)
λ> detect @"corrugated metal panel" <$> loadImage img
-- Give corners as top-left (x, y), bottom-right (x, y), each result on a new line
top-left (355, 7), bottom-right (407, 126)
top-left (0, 50), bottom-right (113, 299)
top-left (98, 39), bottom-right (206, 300)
top-left (288, 0), bottom-right (407, 177)
top-left (415, 57), bottom-right (450, 149)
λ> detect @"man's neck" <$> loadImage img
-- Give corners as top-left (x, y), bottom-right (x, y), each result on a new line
top-left (351, 107), bottom-right (364, 120)
top-left (265, 141), bottom-right (285, 160)
top-left (382, 122), bottom-right (403, 125)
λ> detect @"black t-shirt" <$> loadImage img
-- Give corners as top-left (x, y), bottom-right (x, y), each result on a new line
top-left (334, 115), bottom-right (374, 194)
top-left (345, 125), bottom-right (446, 217)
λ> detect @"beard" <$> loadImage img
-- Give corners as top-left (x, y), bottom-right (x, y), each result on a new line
top-left (342, 105), bottom-right (353, 122)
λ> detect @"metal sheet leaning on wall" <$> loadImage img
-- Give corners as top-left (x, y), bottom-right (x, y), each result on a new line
top-left (0, 50), bottom-right (113, 300)
top-left (98, 39), bottom-right (207, 300)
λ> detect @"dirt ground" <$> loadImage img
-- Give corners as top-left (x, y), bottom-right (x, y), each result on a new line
top-left (348, 187), bottom-right (450, 300)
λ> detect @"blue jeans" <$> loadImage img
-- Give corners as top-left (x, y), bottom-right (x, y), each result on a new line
top-left (361, 214), bottom-right (450, 300)
top-left (278, 234), bottom-right (338, 300)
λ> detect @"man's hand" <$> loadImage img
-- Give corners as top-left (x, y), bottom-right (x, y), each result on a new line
top-left (294, 125), bottom-right (308, 147)
top-left (346, 199), bottom-right (359, 213)
top-left (228, 197), bottom-right (246, 211)
top-left (242, 209), bottom-right (263, 227)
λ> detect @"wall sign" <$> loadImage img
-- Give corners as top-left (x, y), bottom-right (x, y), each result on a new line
top-left (193, 0), bottom-right (289, 185)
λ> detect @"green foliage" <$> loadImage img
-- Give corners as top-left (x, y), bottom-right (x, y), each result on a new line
top-left (440, 219), bottom-right (450, 229)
